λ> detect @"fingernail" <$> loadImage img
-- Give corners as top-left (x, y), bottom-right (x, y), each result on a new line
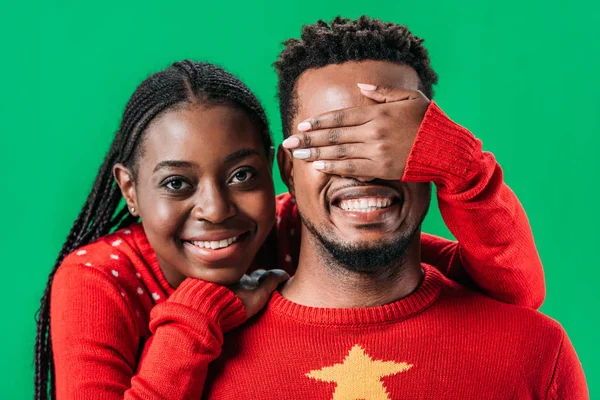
top-left (293, 149), bottom-right (311, 159)
top-left (357, 83), bottom-right (377, 91)
top-left (312, 161), bottom-right (326, 170)
top-left (282, 137), bottom-right (300, 149)
top-left (272, 269), bottom-right (290, 280)
top-left (297, 121), bottom-right (312, 131)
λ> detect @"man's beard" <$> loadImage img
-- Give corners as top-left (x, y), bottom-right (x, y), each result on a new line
top-left (299, 212), bottom-right (426, 278)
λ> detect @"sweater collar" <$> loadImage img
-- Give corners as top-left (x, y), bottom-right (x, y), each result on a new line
top-left (268, 265), bottom-right (445, 326)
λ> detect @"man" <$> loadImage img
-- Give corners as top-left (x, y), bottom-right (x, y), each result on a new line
top-left (200, 16), bottom-right (587, 399)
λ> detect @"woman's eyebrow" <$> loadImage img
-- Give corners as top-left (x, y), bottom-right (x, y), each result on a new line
top-left (153, 160), bottom-right (197, 173)
top-left (223, 148), bottom-right (260, 164)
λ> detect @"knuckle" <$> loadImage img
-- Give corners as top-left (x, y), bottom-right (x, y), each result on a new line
top-left (335, 145), bottom-right (348, 158)
top-left (328, 129), bottom-right (341, 144)
top-left (372, 127), bottom-right (386, 140)
top-left (332, 112), bottom-right (344, 126)
top-left (375, 142), bottom-right (389, 153)
top-left (302, 134), bottom-right (312, 147)
top-left (310, 118), bottom-right (320, 130)
top-left (313, 147), bottom-right (321, 160)
top-left (379, 107), bottom-right (391, 118)
top-left (344, 162), bottom-right (357, 175)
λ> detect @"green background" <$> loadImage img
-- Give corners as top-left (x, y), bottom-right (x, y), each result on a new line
top-left (1, 0), bottom-right (598, 398)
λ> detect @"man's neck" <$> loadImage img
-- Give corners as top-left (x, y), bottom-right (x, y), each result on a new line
top-left (280, 231), bottom-right (424, 308)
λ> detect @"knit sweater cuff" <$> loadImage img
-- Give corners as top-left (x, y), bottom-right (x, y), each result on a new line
top-left (168, 279), bottom-right (247, 332)
top-left (402, 101), bottom-right (482, 193)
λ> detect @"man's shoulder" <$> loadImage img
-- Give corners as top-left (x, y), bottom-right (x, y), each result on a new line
top-left (437, 278), bottom-right (566, 345)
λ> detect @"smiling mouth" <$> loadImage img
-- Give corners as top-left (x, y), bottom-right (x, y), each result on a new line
top-left (335, 197), bottom-right (398, 213)
top-left (184, 232), bottom-right (249, 250)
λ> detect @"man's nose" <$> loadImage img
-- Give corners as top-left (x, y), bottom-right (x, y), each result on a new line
top-left (190, 182), bottom-right (236, 224)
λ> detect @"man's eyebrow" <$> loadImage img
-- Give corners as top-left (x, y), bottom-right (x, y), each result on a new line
top-left (153, 160), bottom-right (197, 173)
top-left (223, 148), bottom-right (261, 164)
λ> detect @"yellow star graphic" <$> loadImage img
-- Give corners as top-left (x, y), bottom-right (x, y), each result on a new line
top-left (306, 344), bottom-right (413, 400)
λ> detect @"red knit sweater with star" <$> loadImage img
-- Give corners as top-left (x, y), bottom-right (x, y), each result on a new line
top-left (50, 102), bottom-right (562, 399)
top-left (205, 265), bottom-right (587, 399)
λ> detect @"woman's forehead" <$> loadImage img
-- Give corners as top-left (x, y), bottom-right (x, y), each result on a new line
top-left (141, 104), bottom-right (264, 165)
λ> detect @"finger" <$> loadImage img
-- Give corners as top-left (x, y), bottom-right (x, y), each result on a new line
top-left (283, 124), bottom-right (367, 150)
top-left (245, 270), bottom-right (290, 317)
top-left (311, 159), bottom-right (377, 178)
top-left (292, 143), bottom-right (367, 162)
top-left (250, 269), bottom-right (267, 279)
top-left (283, 105), bottom-right (375, 147)
top-left (357, 83), bottom-right (420, 103)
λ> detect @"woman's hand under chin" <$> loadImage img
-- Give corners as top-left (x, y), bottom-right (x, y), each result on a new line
top-left (229, 269), bottom-right (290, 318)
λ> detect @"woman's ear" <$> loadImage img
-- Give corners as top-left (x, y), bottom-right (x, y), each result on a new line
top-left (113, 163), bottom-right (139, 216)
top-left (277, 144), bottom-right (295, 198)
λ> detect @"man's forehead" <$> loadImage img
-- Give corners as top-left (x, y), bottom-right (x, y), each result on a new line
top-left (295, 61), bottom-right (420, 119)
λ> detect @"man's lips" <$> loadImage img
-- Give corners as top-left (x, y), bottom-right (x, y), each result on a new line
top-left (329, 186), bottom-right (402, 209)
top-left (329, 185), bottom-right (403, 224)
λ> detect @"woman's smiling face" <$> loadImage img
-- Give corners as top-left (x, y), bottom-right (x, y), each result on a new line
top-left (115, 103), bottom-right (276, 287)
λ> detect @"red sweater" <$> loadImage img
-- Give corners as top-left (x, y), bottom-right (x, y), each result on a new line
top-left (204, 265), bottom-right (587, 399)
top-left (50, 102), bottom-right (559, 399)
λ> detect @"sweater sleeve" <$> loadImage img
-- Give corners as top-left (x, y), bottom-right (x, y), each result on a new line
top-left (403, 101), bottom-right (545, 309)
top-left (546, 332), bottom-right (588, 399)
top-left (127, 278), bottom-right (246, 399)
top-left (51, 264), bottom-right (246, 400)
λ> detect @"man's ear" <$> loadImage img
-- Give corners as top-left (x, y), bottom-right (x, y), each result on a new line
top-left (277, 144), bottom-right (295, 198)
top-left (113, 163), bottom-right (139, 217)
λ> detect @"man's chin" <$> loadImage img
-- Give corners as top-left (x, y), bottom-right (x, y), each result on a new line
top-left (307, 225), bottom-right (414, 275)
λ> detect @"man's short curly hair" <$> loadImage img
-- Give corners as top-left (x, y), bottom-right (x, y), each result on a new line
top-left (274, 16), bottom-right (438, 137)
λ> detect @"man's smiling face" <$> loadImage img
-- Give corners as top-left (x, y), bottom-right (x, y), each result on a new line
top-left (280, 61), bottom-right (431, 273)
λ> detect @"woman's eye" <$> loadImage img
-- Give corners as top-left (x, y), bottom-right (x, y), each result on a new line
top-left (163, 178), bottom-right (190, 192)
top-left (230, 168), bottom-right (256, 184)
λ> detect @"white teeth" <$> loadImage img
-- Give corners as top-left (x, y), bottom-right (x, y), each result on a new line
top-left (338, 197), bottom-right (395, 212)
top-left (190, 235), bottom-right (240, 250)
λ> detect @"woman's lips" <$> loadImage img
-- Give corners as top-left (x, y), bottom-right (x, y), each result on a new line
top-left (182, 232), bottom-right (250, 264)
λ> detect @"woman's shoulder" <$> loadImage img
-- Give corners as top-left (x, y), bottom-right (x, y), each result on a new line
top-left (52, 224), bottom-right (158, 333)
top-left (57, 224), bottom-right (152, 298)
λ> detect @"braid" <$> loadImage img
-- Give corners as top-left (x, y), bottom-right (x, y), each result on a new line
top-left (34, 60), bottom-right (271, 399)
top-left (274, 15), bottom-right (439, 137)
